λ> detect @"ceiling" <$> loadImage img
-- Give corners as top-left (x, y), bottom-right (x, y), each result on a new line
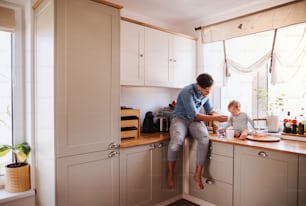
top-left (109, 0), bottom-right (295, 29)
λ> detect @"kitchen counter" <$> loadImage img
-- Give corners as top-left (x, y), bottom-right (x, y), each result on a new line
top-left (210, 134), bottom-right (306, 155)
top-left (120, 132), bottom-right (306, 155)
top-left (120, 132), bottom-right (170, 148)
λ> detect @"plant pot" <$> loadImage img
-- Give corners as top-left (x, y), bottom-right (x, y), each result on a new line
top-left (267, 115), bottom-right (280, 133)
top-left (5, 163), bottom-right (30, 192)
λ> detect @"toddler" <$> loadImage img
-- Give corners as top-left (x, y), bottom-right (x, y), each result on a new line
top-left (223, 100), bottom-right (254, 139)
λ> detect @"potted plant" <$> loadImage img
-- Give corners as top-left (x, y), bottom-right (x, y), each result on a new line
top-left (0, 142), bottom-right (31, 192)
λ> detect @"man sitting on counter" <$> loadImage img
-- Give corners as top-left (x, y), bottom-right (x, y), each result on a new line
top-left (167, 73), bottom-right (228, 190)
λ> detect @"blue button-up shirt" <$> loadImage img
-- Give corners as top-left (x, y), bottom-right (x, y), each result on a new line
top-left (172, 83), bottom-right (213, 121)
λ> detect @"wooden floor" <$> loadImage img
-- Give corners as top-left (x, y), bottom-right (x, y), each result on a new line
top-left (167, 199), bottom-right (199, 206)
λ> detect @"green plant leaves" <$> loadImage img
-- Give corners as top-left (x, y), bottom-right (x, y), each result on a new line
top-left (0, 145), bottom-right (12, 157)
top-left (0, 142), bottom-right (31, 163)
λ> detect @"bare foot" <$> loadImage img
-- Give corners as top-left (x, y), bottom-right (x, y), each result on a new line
top-left (193, 175), bottom-right (204, 190)
top-left (167, 174), bottom-right (174, 190)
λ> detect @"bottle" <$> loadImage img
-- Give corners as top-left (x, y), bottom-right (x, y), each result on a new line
top-left (298, 122), bottom-right (304, 135)
top-left (292, 118), bottom-right (297, 134)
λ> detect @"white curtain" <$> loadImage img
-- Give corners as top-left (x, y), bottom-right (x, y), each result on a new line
top-left (224, 30), bottom-right (274, 78)
top-left (271, 23), bottom-right (306, 84)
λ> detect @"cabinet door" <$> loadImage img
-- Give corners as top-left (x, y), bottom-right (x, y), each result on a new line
top-left (145, 28), bottom-right (173, 87)
top-left (152, 142), bottom-right (182, 203)
top-left (120, 145), bottom-right (154, 206)
top-left (120, 21), bottom-right (145, 85)
top-left (234, 146), bottom-right (298, 206)
top-left (299, 155), bottom-right (306, 206)
top-left (55, 0), bottom-right (120, 156)
top-left (56, 150), bottom-right (119, 206)
top-left (172, 36), bottom-right (196, 88)
top-left (189, 140), bottom-right (233, 206)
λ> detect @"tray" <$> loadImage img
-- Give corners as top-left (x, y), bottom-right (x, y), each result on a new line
top-left (247, 135), bottom-right (280, 142)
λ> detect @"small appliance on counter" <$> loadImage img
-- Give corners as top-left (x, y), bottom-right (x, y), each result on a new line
top-left (155, 107), bottom-right (173, 132)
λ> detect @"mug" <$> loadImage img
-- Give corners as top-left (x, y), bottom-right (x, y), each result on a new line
top-left (226, 129), bottom-right (235, 139)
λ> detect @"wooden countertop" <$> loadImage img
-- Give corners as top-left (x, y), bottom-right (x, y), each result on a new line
top-left (120, 132), bottom-right (170, 148)
top-left (120, 132), bottom-right (306, 155)
top-left (210, 134), bottom-right (306, 156)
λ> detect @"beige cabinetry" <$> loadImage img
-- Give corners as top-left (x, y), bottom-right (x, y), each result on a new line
top-left (120, 20), bottom-right (196, 88)
top-left (120, 20), bottom-right (145, 85)
top-left (145, 28), bottom-right (196, 88)
top-left (299, 155), bottom-right (306, 206)
top-left (120, 141), bottom-right (182, 206)
top-left (34, 0), bottom-right (120, 205)
top-left (234, 145), bottom-right (298, 206)
top-left (189, 141), bottom-right (234, 206)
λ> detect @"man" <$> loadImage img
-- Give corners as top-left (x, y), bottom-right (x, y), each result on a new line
top-left (167, 73), bottom-right (228, 190)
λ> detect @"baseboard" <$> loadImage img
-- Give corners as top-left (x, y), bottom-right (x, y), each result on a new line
top-left (182, 193), bottom-right (216, 206)
top-left (153, 194), bottom-right (182, 206)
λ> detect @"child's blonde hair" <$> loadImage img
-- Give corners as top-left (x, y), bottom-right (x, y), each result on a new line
top-left (228, 100), bottom-right (241, 110)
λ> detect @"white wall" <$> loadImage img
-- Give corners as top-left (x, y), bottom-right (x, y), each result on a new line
top-left (120, 86), bottom-right (180, 126)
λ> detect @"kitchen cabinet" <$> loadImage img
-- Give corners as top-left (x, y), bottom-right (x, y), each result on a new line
top-left (299, 155), bottom-right (306, 206)
top-left (189, 140), bottom-right (234, 206)
top-left (120, 19), bottom-right (196, 88)
top-left (34, 0), bottom-right (120, 205)
top-left (234, 145), bottom-right (298, 206)
top-left (120, 141), bottom-right (182, 206)
top-left (57, 150), bottom-right (119, 206)
top-left (145, 27), bottom-right (196, 88)
top-left (120, 20), bottom-right (145, 85)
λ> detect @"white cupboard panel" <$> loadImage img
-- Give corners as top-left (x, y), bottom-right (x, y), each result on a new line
top-left (57, 150), bottom-right (119, 206)
top-left (55, 0), bottom-right (120, 156)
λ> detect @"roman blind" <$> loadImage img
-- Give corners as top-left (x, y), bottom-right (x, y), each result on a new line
top-left (201, 0), bottom-right (306, 43)
top-left (0, 6), bottom-right (15, 32)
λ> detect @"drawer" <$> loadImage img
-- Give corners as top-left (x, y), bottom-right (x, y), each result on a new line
top-left (189, 140), bottom-right (233, 157)
top-left (189, 150), bottom-right (233, 184)
top-left (121, 109), bottom-right (140, 117)
top-left (189, 175), bottom-right (233, 206)
top-left (211, 142), bottom-right (233, 157)
top-left (121, 130), bottom-right (138, 139)
top-left (121, 119), bottom-right (138, 128)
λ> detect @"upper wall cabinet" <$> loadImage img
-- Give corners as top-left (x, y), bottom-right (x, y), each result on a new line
top-left (120, 20), bottom-right (196, 88)
top-left (120, 21), bottom-right (145, 85)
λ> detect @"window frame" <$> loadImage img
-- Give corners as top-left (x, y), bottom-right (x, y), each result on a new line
top-left (0, 2), bottom-right (26, 188)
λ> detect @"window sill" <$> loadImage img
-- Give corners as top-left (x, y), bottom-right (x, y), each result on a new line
top-left (0, 189), bottom-right (35, 204)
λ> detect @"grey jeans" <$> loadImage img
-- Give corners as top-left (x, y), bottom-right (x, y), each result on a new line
top-left (167, 117), bottom-right (210, 166)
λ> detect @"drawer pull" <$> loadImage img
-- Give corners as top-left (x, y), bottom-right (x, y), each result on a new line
top-left (258, 151), bottom-right (268, 157)
top-left (149, 144), bottom-right (156, 150)
top-left (205, 179), bottom-right (214, 185)
top-left (157, 143), bottom-right (164, 148)
top-left (108, 142), bottom-right (119, 149)
top-left (108, 151), bottom-right (119, 158)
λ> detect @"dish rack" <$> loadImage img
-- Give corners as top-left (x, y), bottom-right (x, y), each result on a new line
top-left (120, 109), bottom-right (140, 139)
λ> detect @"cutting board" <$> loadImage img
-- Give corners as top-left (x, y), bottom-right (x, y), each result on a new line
top-left (247, 135), bottom-right (280, 142)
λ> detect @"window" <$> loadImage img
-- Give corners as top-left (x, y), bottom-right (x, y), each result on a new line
top-left (268, 23), bottom-right (306, 119)
top-left (0, 3), bottom-right (26, 188)
top-left (0, 31), bottom-right (12, 176)
top-left (203, 22), bottom-right (306, 126)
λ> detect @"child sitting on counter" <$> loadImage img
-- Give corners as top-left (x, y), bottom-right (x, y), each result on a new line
top-left (222, 100), bottom-right (254, 139)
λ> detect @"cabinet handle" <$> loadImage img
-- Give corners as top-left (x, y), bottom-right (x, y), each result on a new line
top-left (205, 179), bottom-right (214, 185)
top-left (139, 54), bottom-right (144, 57)
top-left (169, 59), bottom-right (173, 62)
top-left (258, 151), bottom-right (268, 157)
top-left (173, 59), bottom-right (176, 62)
top-left (149, 144), bottom-right (156, 150)
top-left (157, 143), bottom-right (164, 148)
top-left (108, 150), bottom-right (119, 158)
top-left (108, 142), bottom-right (119, 149)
